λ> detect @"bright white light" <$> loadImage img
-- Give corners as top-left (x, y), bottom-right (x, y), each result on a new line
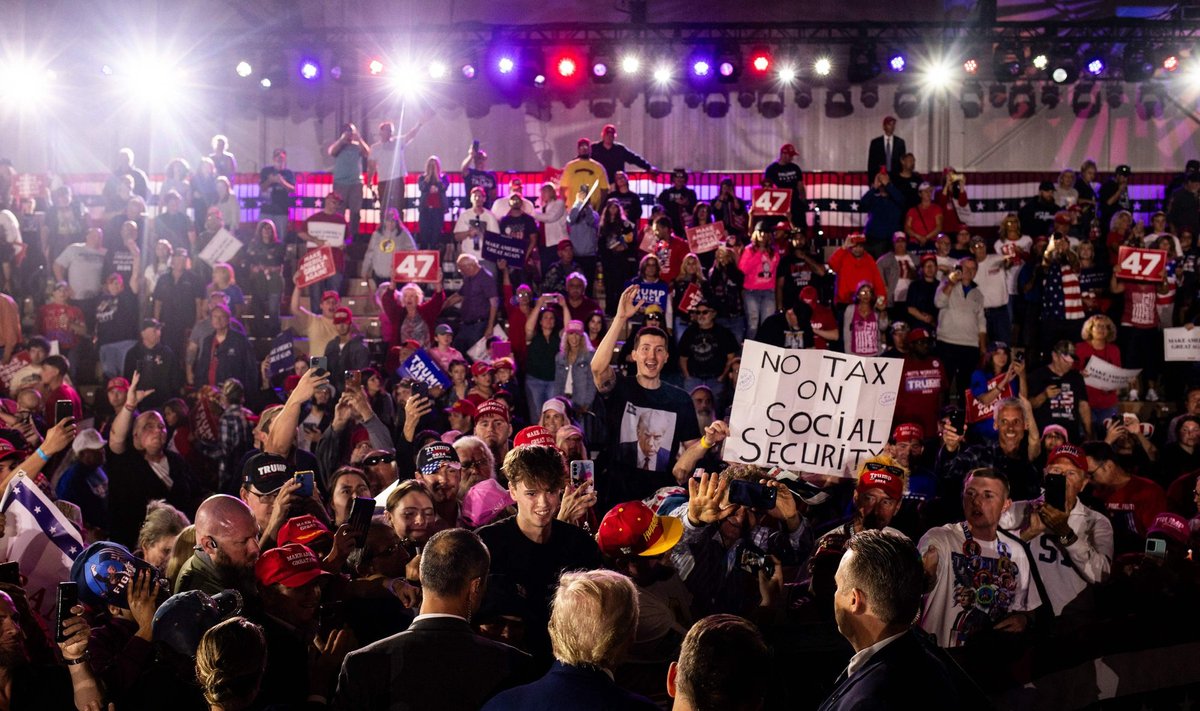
top-left (621, 55), bottom-right (641, 74)
top-left (235, 60), bottom-right (252, 78)
top-left (428, 61), bottom-right (448, 79)
top-left (1032, 54), bottom-right (1049, 70)
top-left (778, 65), bottom-right (797, 82)
top-left (390, 68), bottom-right (426, 97)
top-left (921, 58), bottom-right (957, 90)
top-left (813, 57), bottom-right (832, 77)
top-left (260, 77), bottom-right (272, 88)
top-left (0, 61), bottom-right (53, 103)
top-left (652, 64), bottom-right (673, 84)
top-left (125, 63), bottom-right (185, 103)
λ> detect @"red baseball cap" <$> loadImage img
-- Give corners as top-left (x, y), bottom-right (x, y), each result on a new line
top-left (1048, 444), bottom-right (1087, 472)
top-left (906, 328), bottom-right (933, 344)
top-left (780, 143), bottom-right (798, 156)
top-left (284, 374), bottom-right (302, 392)
top-left (277, 515), bottom-right (332, 547)
top-left (471, 361), bottom-right (493, 377)
top-left (514, 425), bottom-right (556, 449)
top-left (595, 501), bottom-right (683, 557)
top-left (0, 439), bottom-right (26, 464)
top-left (254, 544), bottom-right (327, 588)
top-left (856, 467), bottom-right (904, 501)
top-left (892, 423), bottom-right (924, 443)
top-left (800, 285), bottom-right (819, 304)
top-left (475, 399), bottom-right (510, 423)
top-left (333, 307), bottom-right (353, 325)
top-left (446, 399), bottom-right (478, 418)
top-left (1149, 512), bottom-right (1190, 546)
top-left (107, 377), bottom-right (130, 393)
top-left (402, 339), bottom-right (422, 351)
top-left (321, 290), bottom-right (341, 303)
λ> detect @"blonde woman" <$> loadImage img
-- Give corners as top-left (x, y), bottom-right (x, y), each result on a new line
top-left (196, 617), bottom-right (266, 711)
top-left (215, 176), bottom-right (240, 233)
top-left (555, 319), bottom-right (596, 412)
top-left (671, 252), bottom-right (706, 340)
top-left (1075, 314), bottom-right (1121, 431)
top-left (208, 262), bottom-right (245, 318)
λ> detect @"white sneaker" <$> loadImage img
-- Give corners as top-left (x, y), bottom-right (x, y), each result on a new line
top-left (1146, 388), bottom-right (1159, 402)
top-left (1127, 389), bottom-right (1139, 402)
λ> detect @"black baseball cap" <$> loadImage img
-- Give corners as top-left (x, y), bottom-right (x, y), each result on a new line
top-left (242, 452), bottom-right (291, 493)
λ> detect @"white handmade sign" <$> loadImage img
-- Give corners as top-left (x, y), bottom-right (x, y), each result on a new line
top-left (307, 221), bottom-right (347, 247)
top-left (198, 228), bottom-right (243, 266)
top-left (725, 341), bottom-right (902, 477)
top-left (1083, 357), bottom-right (1141, 392)
top-left (1164, 327), bottom-right (1200, 362)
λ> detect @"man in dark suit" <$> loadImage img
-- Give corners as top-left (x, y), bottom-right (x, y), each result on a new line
top-left (333, 528), bottom-right (533, 711)
top-left (867, 116), bottom-right (907, 180)
top-left (818, 530), bottom-right (962, 711)
top-left (617, 408), bottom-right (672, 472)
top-left (482, 570), bottom-right (658, 711)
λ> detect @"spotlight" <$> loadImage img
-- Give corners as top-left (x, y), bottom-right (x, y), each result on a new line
top-left (1008, 83), bottom-right (1035, 118)
top-left (557, 57), bottom-right (577, 78)
top-left (1137, 83), bottom-right (1164, 119)
top-left (750, 47), bottom-right (772, 75)
top-left (461, 63), bottom-right (477, 80)
top-left (692, 59), bottom-right (711, 78)
top-left (235, 61), bottom-right (253, 78)
top-left (497, 56), bottom-right (516, 74)
top-left (0, 60), bottom-right (55, 104)
top-left (759, 91), bottom-right (784, 118)
top-left (988, 83), bottom-right (1008, 108)
top-left (848, 45), bottom-right (881, 83)
top-left (703, 92), bottom-right (730, 118)
top-left (823, 86), bottom-right (853, 118)
top-left (794, 85), bottom-right (813, 109)
top-left (1072, 82), bottom-right (1099, 118)
top-left (1163, 54), bottom-right (1180, 72)
top-left (814, 56), bottom-right (832, 77)
top-left (1123, 45), bottom-right (1154, 82)
top-left (589, 49), bottom-right (614, 83)
top-left (921, 58), bottom-right (956, 91)
top-left (888, 53), bottom-right (907, 73)
top-left (368, 59), bottom-right (385, 76)
top-left (1032, 53), bottom-right (1049, 71)
top-left (454, 52), bottom-right (479, 82)
top-left (860, 83), bottom-right (879, 108)
top-left (1105, 83), bottom-right (1124, 108)
top-left (390, 67), bottom-right (425, 97)
top-left (652, 64), bottom-right (673, 84)
top-left (329, 65), bottom-right (343, 81)
top-left (588, 98), bottom-right (616, 118)
top-left (1085, 57), bottom-right (1105, 76)
top-left (894, 84), bottom-right (920, 119)
top-left (299, 59), bottom-right (320, 81)
top-left (428, 61), bottom-right (448, 80)
top-left (778, 65), bottom-right (797, 83)
top-left (592, 61), bottom-right (609, 78)
top-left (963, 57), bottom-right (979, 75)
top-left (621, 55), bottom-right (641, 75)
top-left (259, 77), bottom-right (272, 89)
top-left (533, 72), bottom-right (546, 87)
top-left (1049, 49), bottom-right (1079, 84)
top-left (684, 92), bottom-right (703, 109)
top-left (1041, 83), bottom-right (1060, 108)
top-left (716, 47), bottom-right (741, 83)
top-left (101, 64), bottom-right (114, 76)
top-left (646, 89), bottom-right (672, 118)
top-left (993, 44), bottom-right (1024, 81)
top-left (737, 91), bottom-right (755, 109)
top-left (960, 80), bottom-right (983, 118)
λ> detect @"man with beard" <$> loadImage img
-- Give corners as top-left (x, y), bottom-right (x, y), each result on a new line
top-left (935, 397), bottom-right (1043, 508)
top-left (560, 138), bottom-right (609, 211)
top-left (591, 124), bottom-right (655, 183)
top-left (415, 441), bottom-right (464, 529)
top-left (473, 399), bottom-right (513, 476)
top-left (175, 494), bottom-right (262, 598)
top-left (918, 468), bottom-right (1041, 648)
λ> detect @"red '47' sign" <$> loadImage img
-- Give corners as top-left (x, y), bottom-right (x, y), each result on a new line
top-left (1116, 246), bottom-right (1167, 283)
top-left (392, 250), bottom-right (441, 284)
top-left (750, 188), bottom-right (793, 216)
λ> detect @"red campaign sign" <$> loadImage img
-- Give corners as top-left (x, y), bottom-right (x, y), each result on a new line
top-left (192, 398), bottom-right (221, 444)
top-left (295, 247), bottom-right (337, 289)
top-left (1116, 246), bottom-right (1168, 283)
top-left (750, 188), bottom-right (793, 216)
top-left (678, 283), bottom-right (704, 313)
top-left (391, 250), bottom-right (441, 284)
top-left (686, 222), bottom-right (728, 254)
top-left (964, 374), bottom-right (1010, 424)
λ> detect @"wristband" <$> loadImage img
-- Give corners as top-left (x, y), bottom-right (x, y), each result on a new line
top-left (700, 436), bottom-right (712, 449)
top-left (64, 653), bottom-right (89, 666)
top-left (35, 448), bottom-right (49, 462)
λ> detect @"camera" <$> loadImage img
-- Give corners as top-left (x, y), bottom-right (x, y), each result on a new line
top-left (736, 541), bottom-right (776, 578)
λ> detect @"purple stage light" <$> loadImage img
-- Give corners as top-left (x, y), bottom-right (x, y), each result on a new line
top-left (299, 60), bottom-right (320, 81)
top-left (693, 60), bottom-right (711, 77)
top-left (1086, 58), bottom-right (1104, 75)
top-left (889, 54), bottom-right (906, 72)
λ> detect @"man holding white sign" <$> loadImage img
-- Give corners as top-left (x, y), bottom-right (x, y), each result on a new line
top-left (300, 191), bottom-right (348, 310)
top-left (723, 340), bottom-right (902, 477)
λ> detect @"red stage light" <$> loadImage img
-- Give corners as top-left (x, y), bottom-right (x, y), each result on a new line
top-left (368, 58), bottom-right (384, 75)
top-left (751, 51), bottom-right (771, 74)
top-left (557, 57), bottom-right (577, 77)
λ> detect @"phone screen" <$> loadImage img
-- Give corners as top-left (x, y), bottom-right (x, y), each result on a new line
top-left (727, 479), bottom-right (777, 511)
top-left (348, 497), bottom-right (375, 548)
top-left (55, 400), bottom-right (74, 424)
top-left (1043, 473), bottom-right (1067, 511)
top-left (295, 471), bottom-right (315, 498)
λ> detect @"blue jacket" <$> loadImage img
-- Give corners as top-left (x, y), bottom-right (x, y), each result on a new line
top-left (481, 661), bottom-right (659, 711)
top-left (861, 183), bottom-right (906, 243)
top-left (817, 629), bottom-right (963, 711)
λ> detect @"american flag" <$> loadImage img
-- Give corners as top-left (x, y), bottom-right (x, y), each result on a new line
top-left (0, 474), bottom-right (83, 628)
top-left (1042, 262), bottom-right (1084, 320)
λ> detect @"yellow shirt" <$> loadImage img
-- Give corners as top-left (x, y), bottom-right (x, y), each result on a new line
top-left (296, 312), bottom-right (338, 357)
top-left (560, 159), bottom-right (609, 210)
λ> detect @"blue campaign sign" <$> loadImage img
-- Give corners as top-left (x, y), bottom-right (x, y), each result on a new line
top-left (481, 231), bottom-right (527, 264)
top-left (402, 349), bottom-right (452, 389)
top-left (266, 332), bottom-right (295, 378)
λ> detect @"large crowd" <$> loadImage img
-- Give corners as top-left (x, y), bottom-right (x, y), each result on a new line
top-left (0, 114), bottom-right (1197, 710)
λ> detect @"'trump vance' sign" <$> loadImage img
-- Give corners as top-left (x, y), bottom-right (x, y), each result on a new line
top-left (725, 341), bottom-right (902, 477)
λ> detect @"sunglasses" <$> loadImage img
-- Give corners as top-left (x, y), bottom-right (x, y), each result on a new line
top-left (362, 454), bottom-right (395, 467)
top-left (863, 462), bottom-right (904, 477)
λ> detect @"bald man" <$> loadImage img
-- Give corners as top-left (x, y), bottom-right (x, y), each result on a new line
top-left (174, 494), bottom-right (262, 596)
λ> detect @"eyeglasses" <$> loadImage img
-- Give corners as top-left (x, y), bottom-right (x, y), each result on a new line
top-left (362, 455), bottom-right (395, 467)
top-left (249, 488), bottom-right (279, 505)
top-left (694, 309), bottom-right (716, 316)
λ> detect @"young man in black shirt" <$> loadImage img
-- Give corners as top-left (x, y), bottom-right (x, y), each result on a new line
top-left (763, 143), bottom-right (808, 232)
top-left (655, 169), bottom-right (698, 237)
top-left (258, 148), bottom-right (296, 240)
top-left (591, 285), bottom-right (726, 507)
top-left (461, 145), bottom-right (499, 205)
top-left (478, 445), bottom-right (601, 667)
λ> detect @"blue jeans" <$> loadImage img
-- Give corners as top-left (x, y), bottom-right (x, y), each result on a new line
top-left (454, 319), bottom-right (487, 356)
top-left (525, 377), bottom-right (558, 422)
top-left (684, 375), bottom-right (724, 403)
top-left (743, 290), bottom-right (775, 340)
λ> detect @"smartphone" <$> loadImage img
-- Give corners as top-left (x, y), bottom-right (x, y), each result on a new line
top-left (947, 409), bottom-right (966, 433)
top-left (55, 582), bottom-right (78, 643)
top-left (55, 399), bottom-right (74, 424)
top-left (1145, 537), bottom-right (1168, 560)
top-left (309, 356), bottom-right (328, 376)
top-left (472, 139), bottom-right (481, 153)
top-left (347, 497), bottom-right (375, 548)
top-left (1043, 473), bottom-right (1067, 511)
top-left (411, 380), bottom-right (430, 398)
top-left (317, 600), bottom-right (345, 637)
top-left (1014, 351), bottom-right (1025, 364)
top-left (294, 471), bottom-right (315, 498)
top-left (570, 460), bottom-right (595, 489)
top-left (345, 370), bottom-right (362, 391)
top-left (728, 479), bottom-right (778, 511)
top-left (0, 562), bottom-right (19, 585)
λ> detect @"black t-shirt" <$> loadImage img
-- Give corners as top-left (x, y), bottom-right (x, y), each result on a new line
top-left (601, 374), bottom-right (701, 502)
top-left (154, 270), bottom-right (205, 333)
top-left (1018, 198), bottom-right (1058, 239)
top-left (891, 171), bottom-right (923, 210)
top-left (764, 161), bottom-right (803, 191)
top-left (498, 213), bottom-right (539, 247)
top-left (678, 324), bottom-right (739, 378)
top-left (610, 190), bottom-right (642, 225)
top-left (655, 186), bottom-right (698, 235)
top-left (258, 166), bottom-right (296, 214)
top-left (755, 305), bottom-right (815, 350)
top-left (95, 289), bottom-right (139, 344)
top-left (464, 169), bottom-right (498, 204)
top-left (1027, 366), bottom-right (1089, 441)
top-left (103, 245), bottom-right (137, 284)
top-left (777, 252), bottom-right (819, 309)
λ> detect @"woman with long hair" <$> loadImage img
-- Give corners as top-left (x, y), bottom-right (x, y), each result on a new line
top-left (555, 319), bottom-right (596, 412)
top-left (737, 226), bottom-right (779, 339)
top-left (196, 617), bottom-right (267, 711)
top-left (214, 176), bottom-right (239, 233)
top-left (843, 281), bottom-right (889, 356)
top-left (967, 341), bottom-right (1026, 440)
top-left (585, 310), bottom-right (606, 350)
top-left (524, 297), bottom-right (569, 421)
top-left (671, 252), bottom-right (706, 342)
top-left (244, 220), bottom-right (284, 337)
top-left (707, 245), bottom-right (746, 341)
top-left (417, 155), bottom-right (449, 250)
top-left (598, 198), bottom-right (638, 315)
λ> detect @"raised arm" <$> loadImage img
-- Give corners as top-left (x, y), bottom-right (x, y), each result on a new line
top-left (592, 284), bottom-right (642, 390)
top-left (265, 368), bottom-right (330, 456)
top-left (110, 371), bottom-right (154, 455)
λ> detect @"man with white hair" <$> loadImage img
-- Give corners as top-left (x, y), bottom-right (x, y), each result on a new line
top-left (447, 253), bottom-right (497, 354)
top-left (619, 408), bottom-right (671, 473)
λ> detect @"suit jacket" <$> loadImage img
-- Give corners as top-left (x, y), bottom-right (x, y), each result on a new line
top-left (481, 661), bottom-right (659, 711)
top-left (868, 135), bottom-right (907, 179)
top-left (817, 629), bottom-right (962, 711)
top-left (617, 441), bottom-right (670, 473)
top-left (333, 616), bottom-right (533, 711)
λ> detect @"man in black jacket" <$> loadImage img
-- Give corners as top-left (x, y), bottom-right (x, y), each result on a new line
top-left (867, 115), bottom-right (907, 179)
top-left (123, 318), bottom-right (182, 409)
top-left (196, 305), bottom-right (256, 389)
top-left (334, 528), bottom-right (533, 710)
top-left (590, 124), bottom-right (655, 183)
top-left (323, 307), bottom-right (370, 393)
top-left (819, 530), bottom-right (962, 710)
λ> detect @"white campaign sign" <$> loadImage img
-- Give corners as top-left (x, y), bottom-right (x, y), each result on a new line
top-left (1083, 357), bottom-right (1142, 392)
top-left (725, 341), bottom-right (902, 478)
top-left (1164, 327), bottom-right (1200, 362)
top-left (198, 228), bottom-right (243, 266)
top-left (307, 221), bottom-right (347, 247)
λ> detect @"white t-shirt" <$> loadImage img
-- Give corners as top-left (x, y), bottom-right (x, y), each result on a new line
top-left (371, 139), bottom-right (403, 182)
top-left (974, 254), bottom-right (1009, 309)
top-left (999, 499), bottom-right (1113, 615)
top-left (995, 235), bottom-right (1033, 296)
top-left (453, 209), bottom-right (500, 262)
top-left (918, 523), bottom-right (1040, 648)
